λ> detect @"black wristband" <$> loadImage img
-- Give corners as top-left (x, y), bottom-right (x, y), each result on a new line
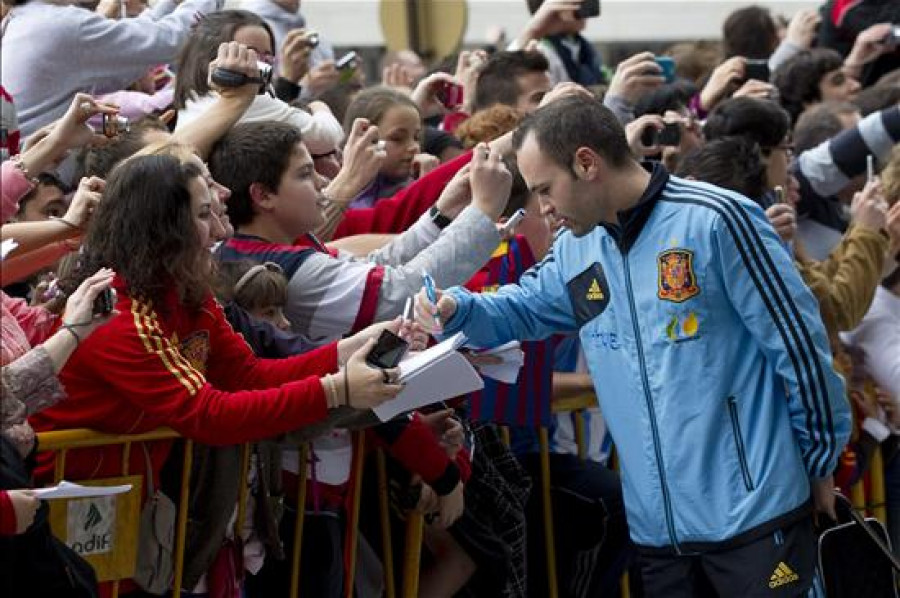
top-left (430, 462), bottom-right (461, 496)
top-left (274, 77), bottom-right (302, 103)
top-left (429, 206), bottom-right (452, 230)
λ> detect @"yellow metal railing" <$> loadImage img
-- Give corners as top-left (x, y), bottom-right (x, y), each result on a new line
top-left (39, 399), bottom-right (881, 598)
top-left (34, 428), bottom-right (368, 598)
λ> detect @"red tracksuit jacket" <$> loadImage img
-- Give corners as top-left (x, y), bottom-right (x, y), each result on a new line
top-left (31, 277), bottom-right (338, 487)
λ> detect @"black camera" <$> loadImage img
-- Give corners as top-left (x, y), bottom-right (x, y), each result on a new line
top-left (210, 61), bottom-right (273, 95)
top-left (93, 287), bottom-right (116, 316)
top-left (574, 0), bottom-right (600, 19)
top-left (743, 59), bottom-right (770, 83)
top-left (641, 121), bottom-right (681, 148)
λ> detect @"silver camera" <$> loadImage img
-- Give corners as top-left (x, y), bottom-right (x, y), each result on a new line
top-left (257, 61), bottom-right (273, 86)
top-left (101, 114), bottom-right (130, 138)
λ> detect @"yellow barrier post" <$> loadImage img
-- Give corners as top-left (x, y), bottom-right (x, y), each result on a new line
top-left (870, 445), bottom-right (887, 524)
top-left (402, 512), bottom-right (425, 598)
top-left (171, 439), bottom-right (194, 598)
top-left (345, 432), bottom-right (367, 598)
top-left (538, 427), bottom-right (560, 598)
top-left (376, 450), bottom-right (397, 598)
top-left (289, 443), bottom-right (310, 598)
top-left (850, 478), bottom-right (867, 513)
top-left (574, 411), bottom-right (587, 461)
top-left (234, 443), bottom-right (252, 540)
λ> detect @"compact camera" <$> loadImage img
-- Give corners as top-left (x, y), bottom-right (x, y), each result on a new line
top-left (101, 114), bottom-right (130, 138)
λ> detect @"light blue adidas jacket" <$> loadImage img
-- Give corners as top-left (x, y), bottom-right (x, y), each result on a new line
top-left (443, 166), bottom-right (850, 552)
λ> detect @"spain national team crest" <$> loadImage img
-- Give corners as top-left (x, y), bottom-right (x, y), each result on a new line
top-left (657, 249), bottom-right (700, 303)
top-left (178, 331), bottom-right (210, 374)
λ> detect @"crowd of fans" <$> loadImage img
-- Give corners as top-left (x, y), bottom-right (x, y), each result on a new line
top-left (0, 0), bottom-right (898, 596)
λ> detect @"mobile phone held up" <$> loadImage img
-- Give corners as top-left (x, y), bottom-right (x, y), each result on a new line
top-left (654, 56), bottom-right (675, 84)
top-left (93, 287), bottom-right (116, 316)
top-left (743, 59), bottom-right (770, 83)
top-left (366, 330), bottom-right (409, 370)
top-left (336, 51), bottom-right (359, 84)
top-left (574, 0), bottom-right (601, 19)
top-left (641, 121), bottom-right (681, 148)
top-left (436, 81), bottom-right (464, 110)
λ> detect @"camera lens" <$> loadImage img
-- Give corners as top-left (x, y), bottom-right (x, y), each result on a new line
top-left (256, 61), bottom-right (273, 85)
top-left (101, 114), bottom-right (130, 138)
top-left (306, 33), bottom-right (319, 48)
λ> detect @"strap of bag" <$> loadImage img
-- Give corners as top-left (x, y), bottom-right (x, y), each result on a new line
top-left (835, 491), bottom-right (900, 572)
top-left (140, 442), bottom-right (156, 496)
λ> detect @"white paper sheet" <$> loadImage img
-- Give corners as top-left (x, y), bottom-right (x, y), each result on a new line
top-left (374, 333), bottom-right (483, 421)
top-left (471, 341), bottom-right (525, 384)
top-left (32, 480), bottom-right (133, 500)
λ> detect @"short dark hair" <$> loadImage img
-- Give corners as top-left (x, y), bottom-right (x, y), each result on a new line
top-left (173, 11), bottom-right (274, 109)
top-left (208, 121), bottom-right (303, 227)
top-left (525, 0), bottom-right (545, 15)
top-left (71, 154), bottom-right (207, 310)
top-left (512, 95), bottom-right (633, 173)
top-left (855, 84), bottom-right (900, 116)
top-left (722, 5), bottom-right (778, 59)
top-left (703, 97), bottom-right (791, 153)
top-left (793, 102), bottom-right (859, 154)
top-left (474, 51), bottom-right (550, 112)
top-left (502, 156), bottom-right (531, 218)
top-left (314, 83), bottom-right (363, 125)
top-left (773, 48), bottom-right (845, 123)
top-left (676, 136), bottom-right (768, 202)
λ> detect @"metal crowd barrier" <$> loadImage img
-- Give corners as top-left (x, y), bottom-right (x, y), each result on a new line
top-left (39, 397), bottom-right (878, 598)
top-left (34, 428), bottom-right (368, 598)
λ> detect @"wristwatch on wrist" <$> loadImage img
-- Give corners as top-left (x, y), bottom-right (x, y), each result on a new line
top-left (429, 206), bottom-right (452, 230)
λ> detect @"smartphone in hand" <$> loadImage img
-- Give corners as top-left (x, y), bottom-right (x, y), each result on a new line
top-left (366, 330), bottom-right (410, 369)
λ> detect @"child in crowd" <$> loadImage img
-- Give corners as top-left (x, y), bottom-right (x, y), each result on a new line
top-left (342, 86), bottom-right (439, 208)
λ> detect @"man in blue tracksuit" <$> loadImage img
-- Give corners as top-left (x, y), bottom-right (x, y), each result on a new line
top-left (417, 95), bottom-right (850, 596)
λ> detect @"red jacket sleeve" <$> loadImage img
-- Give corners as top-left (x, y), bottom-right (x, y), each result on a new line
top-left (333, 151), bottom-right (473, 239)
top-left (203, 298), bottom-right (339, 392)
top-left (54, 298), bottom-right (336, 446)
top-left (370, 414), bottom-right (460, 496)
top-left (0, 491), bottom-right (17, 535)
